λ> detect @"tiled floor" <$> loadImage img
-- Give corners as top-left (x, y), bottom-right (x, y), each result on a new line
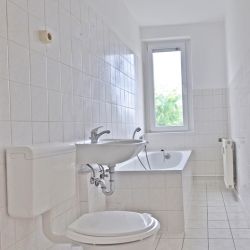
top-left (154, 178), bottom-right (250, 250)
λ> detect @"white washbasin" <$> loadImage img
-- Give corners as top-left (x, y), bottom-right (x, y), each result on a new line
top-left (76, 139), bottom-right (146, 166)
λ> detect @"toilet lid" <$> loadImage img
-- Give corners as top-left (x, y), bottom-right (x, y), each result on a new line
top-left (68, 211), bottom-right (155, 237)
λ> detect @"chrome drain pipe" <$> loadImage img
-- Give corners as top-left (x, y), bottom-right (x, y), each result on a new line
top-left (98, 166), bottom-right (115, 196)
top-left (84, 164), bottom-right (115, 196)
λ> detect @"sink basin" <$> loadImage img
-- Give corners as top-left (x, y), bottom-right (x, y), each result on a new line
top-left (76, 139), bottom-right (146, 166)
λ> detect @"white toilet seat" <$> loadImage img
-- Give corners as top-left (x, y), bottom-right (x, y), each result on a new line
top-left (66, 211), bottom-right (160, 245)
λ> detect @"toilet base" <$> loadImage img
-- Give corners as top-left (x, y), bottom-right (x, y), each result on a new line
top-left (81, 234), bottom-right (157, 250)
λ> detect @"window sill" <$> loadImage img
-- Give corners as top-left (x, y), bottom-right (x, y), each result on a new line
top-left (145, 130), bottom-right (195, 135)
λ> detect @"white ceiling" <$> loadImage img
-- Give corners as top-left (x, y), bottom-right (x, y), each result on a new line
top-left (122, 0), bottom-right (226, 26)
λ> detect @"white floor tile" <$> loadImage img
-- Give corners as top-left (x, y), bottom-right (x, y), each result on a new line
top-left (208, 229), bottom-right (232, 239)
top-left (208, 220), bottom-right (230, 229)
top-left (224, 200), bottom-right (241, 206)
top-left (208, 212), bottom-right (228, 221)
top-left (228, 213), bottom-right (248, 221)
top-left (154, 237), bottom-right (161, 249)
top-left (234, 239), bottom-right (250, 250)
top-left (229, 220), bottom-right (250, 229)
top-left (185, 229), bottom-right (208, 239)
top-left (207, 200), bottom-right (225, 207)
top-left (182, 239), bottom-right (208, 250)
top-left (190, 200), bottom-right (207, 207)
top-left (226, 206), bottom-right (244, 213)
top-left (190, 206), bottom-right (208, 213)
top-left (161, 232), bottom-right (184, 239)
top-left (209, 239), bottom-right (235, 250)
top-left (188, 212), bottom-right (207, 221)
top-left (186, 219), bottom-right (208, 229)
top-left (156, 239), bottom-right (183, 250)
top-left (208, 206), bottom-right (226, 213)
top-left (232, 229), bottom-right (250, 239)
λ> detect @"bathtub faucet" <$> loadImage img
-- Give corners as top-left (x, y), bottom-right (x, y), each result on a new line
top-left (133, 127), bottom-right (152, 170)
top-left (161, 149), bottom-right (171, 160)
top-left (132, 127), bottom-right (141, 139)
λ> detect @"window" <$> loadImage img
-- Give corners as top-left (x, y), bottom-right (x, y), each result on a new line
top-left (144, 40), bottom-right (191, 132)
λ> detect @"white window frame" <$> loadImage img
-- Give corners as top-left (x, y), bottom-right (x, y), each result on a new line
top-left (144, 39), bottom-right (192, 132)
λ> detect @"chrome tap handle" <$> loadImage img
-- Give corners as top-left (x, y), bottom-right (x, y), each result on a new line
top-left (91, 126), bottom-right (103, 135)
top-left (90, 126), bottom-right (111, 143)
top-left (90, 126), bottom-right (103, 140)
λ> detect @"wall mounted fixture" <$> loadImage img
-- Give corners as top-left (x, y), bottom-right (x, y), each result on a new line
top-left (39, 30), bottom-right (53, 44)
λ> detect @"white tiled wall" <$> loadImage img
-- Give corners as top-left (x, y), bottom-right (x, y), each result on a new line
top-left (228, 48), bottom-right (250, 215)
top-left (106, 160), bottom-right (193, 234)
top-left (145, 88), bottom-right (229, 176)
top-left (106, 171), bottom-right (184, 233)
top-left (0, 0), bottom-right (138, 249)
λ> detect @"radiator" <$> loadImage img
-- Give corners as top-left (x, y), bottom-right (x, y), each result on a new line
top-left (220, 138), bottom-right (235, 188)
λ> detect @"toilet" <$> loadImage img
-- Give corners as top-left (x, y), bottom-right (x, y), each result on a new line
top-left (67, 210), bottom-right (159, 250)
top-left (6, 143), bottom-right (160, 250)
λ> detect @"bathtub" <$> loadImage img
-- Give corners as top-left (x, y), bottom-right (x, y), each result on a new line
top-left (107, 150), bottom-right (193, 234)
top-left (116, 150), bottom-right (192, 172)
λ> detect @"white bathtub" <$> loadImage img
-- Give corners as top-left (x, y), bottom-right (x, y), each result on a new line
top-left (107, 149), bottom-right (193, 233)
top-left (116, 150), bottom-right (192, 172)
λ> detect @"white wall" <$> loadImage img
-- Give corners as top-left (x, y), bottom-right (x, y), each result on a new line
top-left (0, 0), bottom-right (141, 249)
top-left (141, 21), bottom-right (227, 90)
top-left (85, 0), bottom-right (140, 54)
top-left (85, 0), bottom-right (145, 130)
top-left (141, 22), bottom-right (229, 176)
top-left (225, 0), bottom-right (250, 214)
top-left (226, 0), bottom-right (250, 82)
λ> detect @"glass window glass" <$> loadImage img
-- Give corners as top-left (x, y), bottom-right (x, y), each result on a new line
top-left (152, 50), bottom-right (184, 127)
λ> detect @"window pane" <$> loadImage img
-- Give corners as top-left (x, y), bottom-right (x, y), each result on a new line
top-left (152, 50), bottom-right (184, 127)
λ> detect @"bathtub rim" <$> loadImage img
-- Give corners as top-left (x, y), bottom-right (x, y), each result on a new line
top-left (115, 150), bottom-right (192, 173)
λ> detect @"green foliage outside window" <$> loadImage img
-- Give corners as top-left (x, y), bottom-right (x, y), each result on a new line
top-left (155, 90), bottom-right (183, 126)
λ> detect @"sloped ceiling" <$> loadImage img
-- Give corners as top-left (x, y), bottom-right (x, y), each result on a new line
top-left (122, 0), bottom-right (226, 26)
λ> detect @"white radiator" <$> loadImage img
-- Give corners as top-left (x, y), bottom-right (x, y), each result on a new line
top-left (221, 138), bottom-right (235, 188)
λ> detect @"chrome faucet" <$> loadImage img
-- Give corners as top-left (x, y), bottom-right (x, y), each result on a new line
top-left (132, 127), bottom-right (141, 139)
top-left (90, 126), bottom-right (111, 143)
top-left (161, 149), bottom-right (171, 160)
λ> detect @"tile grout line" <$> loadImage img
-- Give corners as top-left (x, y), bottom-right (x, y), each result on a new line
top-left (154, 234), bottom-right (160, 250)
top-left (221, 184), bottom-right (237, 250)
top-left (206, 183), bottom-right (209, 250)
top-left (180, 235), bottom-right (184, 250)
